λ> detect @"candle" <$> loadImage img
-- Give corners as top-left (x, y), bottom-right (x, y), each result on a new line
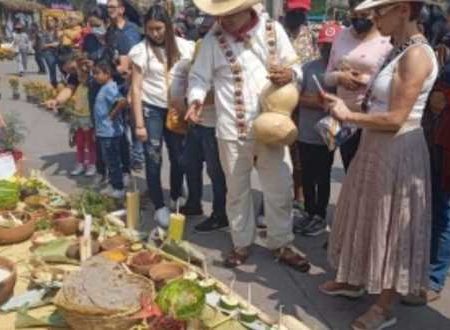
top-left (168, 213), bottom-right (186, 241)
top-left (126, 191), bottom-right (140, 229)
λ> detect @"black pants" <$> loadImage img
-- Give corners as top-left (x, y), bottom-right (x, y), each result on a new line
top-left (299, 142), bottom-right (335, 219)
top-left (339, 129), bottom-right (362, 171)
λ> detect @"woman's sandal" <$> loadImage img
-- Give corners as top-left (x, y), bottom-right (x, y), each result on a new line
top-left (273, 246), bottom-right (311, 273)
top-left (351, 305), bottom-right (397, 330)
top-left (223, 247), bottom-right (250, 268)
top-left (319, 281), bottom-right (365, 299)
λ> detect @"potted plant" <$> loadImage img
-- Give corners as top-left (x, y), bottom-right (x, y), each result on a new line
top-left (0, 112), bottom-right (27, 174)
top-left (8, 77), bottom-right (20, 100)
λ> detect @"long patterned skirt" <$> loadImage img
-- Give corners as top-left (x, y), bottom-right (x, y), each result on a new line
top-left (328, 124), bottom-right (432, 295)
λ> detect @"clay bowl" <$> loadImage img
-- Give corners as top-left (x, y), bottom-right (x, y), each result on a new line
top-left (0, 256), bottom-right (17, 305)
top-left (148, 262), bottom-right (185, 283)
top-left (53, 217), bottom-right (80, 236)
top-left (101, 236), bottom-right (130, 251)
top-left (52, 210), bottom-right (73, 220)
top-left (0, 212), bottom-right (37, 245)
top-left (128, 251), bottom-right (162, 276)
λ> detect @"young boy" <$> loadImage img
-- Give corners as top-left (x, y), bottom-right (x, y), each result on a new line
top-left (294, 22), bottom-right (342, 236)
top-left (92, 60), bottom-right (128, 199)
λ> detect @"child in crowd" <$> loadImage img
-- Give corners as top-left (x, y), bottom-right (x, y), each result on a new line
top-left (69, 56), bottom-right (96, 177)
top-left (294, 22), bottom-right (342, 236)
top-left (12, 22), bottom-right (30, 76)
top-left (92, 60), bottom-right (128, 198)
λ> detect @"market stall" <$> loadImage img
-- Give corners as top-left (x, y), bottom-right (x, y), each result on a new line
top-left (0, 171), bottom-right (311, 330)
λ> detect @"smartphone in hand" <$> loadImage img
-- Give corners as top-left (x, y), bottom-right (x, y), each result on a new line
top-left (313, 74), bottom-right (326, 96)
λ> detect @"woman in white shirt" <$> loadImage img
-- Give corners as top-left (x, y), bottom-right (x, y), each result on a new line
top-left (130, 5), bottom-right (194, 228)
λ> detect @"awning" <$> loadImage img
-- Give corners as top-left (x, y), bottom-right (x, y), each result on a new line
top-left (0, 0), bottom-right (45, 13)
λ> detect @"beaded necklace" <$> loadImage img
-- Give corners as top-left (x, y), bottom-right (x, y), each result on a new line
top-left (214, 19), bottom-right (277, 139)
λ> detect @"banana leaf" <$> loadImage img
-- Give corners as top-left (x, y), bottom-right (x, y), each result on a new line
top-left (199, 305), bottom-right (247, 330)
top-left (15, 309), bottom-right (67, 328)
top-left (161, 240), bottom-right (206, 266)
top-left (32, 238), bottom-right (79, 265)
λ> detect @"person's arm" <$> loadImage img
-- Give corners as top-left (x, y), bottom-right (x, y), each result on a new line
top-left (185, 36), bottom-right (214, 123)
top-left (109, 98), bottom-right (128, 119)
top-left (44, 85), bottom-right (76, 110)
top-left (325, 45), bottom-right (433, 131)
top-left (300, 93), bottom-right (325, 110)
top-left (267, 22), bottom-right (302, 86)
top-left (131, 63), bottom-right (146, 140)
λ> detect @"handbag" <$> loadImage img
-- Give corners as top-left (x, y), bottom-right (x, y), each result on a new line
top-left (164, 62), bottom-right (188, 135)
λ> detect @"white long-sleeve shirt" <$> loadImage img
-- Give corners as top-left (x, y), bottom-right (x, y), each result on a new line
top-left (188, 18), bottom-right (302, 141)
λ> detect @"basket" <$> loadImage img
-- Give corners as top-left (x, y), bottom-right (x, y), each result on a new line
top-left (54, 271), bottom-right (155, 330)
top-left (0, 256), bottom-right (17, 305)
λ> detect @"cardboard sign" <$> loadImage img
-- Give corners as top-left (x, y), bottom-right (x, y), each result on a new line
top-left (0, 152), bottom-right (16, 180)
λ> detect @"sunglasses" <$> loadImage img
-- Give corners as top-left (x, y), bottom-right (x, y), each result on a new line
top-left (373, 4), bottom-right (400, 17)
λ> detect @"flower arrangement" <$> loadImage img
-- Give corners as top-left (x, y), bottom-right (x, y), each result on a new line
top-left (8, 77), bottom-right (20, 100)
top-left (0, 112), bottom-right (27, 162)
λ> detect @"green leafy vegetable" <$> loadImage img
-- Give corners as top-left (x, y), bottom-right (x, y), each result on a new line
top-left (0, 180), bottom-right (20, 210)
top-left (71, 190), bottom-right (117, 218)
top-left (156, 279), bottom-right (205, 321)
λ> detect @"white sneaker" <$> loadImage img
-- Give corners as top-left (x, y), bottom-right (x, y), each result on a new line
top-left (154, 206), bottom-right (170, 228)
top-left (71, 163), bottom-right (85, 176)
top-left (85, 165), bottom-right (97, 177)
top-left (123, 173), bottom-right (131, 187)
top-left (110, 189), bottom-right (125, 199)
top-left (101, 185), bottom-right (125, 199)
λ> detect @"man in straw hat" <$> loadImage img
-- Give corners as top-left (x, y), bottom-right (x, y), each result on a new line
top-left (185, 0), bottom-right (310, 271)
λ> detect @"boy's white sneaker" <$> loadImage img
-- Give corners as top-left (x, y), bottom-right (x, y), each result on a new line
top-left (154, 206), bottom-right (170, 228)
top-left (70, 163), bottom-right (85, 176)
top-left (85, 165), bottom-right (97, 177)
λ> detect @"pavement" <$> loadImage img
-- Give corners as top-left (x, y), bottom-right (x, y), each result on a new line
top-left (1, 59), bottom-right (450, 330)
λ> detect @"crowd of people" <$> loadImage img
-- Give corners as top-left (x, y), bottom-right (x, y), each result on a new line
top-left (4, 0), bottom-right (450, 328)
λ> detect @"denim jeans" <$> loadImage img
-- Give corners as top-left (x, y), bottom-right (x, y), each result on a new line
top-left (98, 136), bottom-right (124, 190)
top-left (182, 125), bottom-right (227, 217)
top-left (430, 145), bottom-right (450, 292)
top-left (143, 103), bottom-right (185, 210)
top-left (42, 50), bottom-right (58, 87)
top-left (120, 133), bottom-right (131, 174)
top-left (34, 50), bottom-right (46, 73)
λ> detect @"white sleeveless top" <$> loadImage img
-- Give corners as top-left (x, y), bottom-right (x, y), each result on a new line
top-left (368, 44), bottom-right (438, 124)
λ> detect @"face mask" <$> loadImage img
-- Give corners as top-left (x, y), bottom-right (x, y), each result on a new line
top-left (92, 26), bottom-right (106, 36)
top-left (351, 18), bottom-right (373, 34)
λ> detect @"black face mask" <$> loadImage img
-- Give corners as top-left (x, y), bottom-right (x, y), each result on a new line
top-left (351, 18), bottom-right (373, 34)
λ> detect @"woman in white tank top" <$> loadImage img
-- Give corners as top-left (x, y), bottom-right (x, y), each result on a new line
top-left (318, 1), bottom-right (438, 329)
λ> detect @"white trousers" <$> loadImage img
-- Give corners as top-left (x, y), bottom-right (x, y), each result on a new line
top-left (218, 139), bottom-right (294, 250)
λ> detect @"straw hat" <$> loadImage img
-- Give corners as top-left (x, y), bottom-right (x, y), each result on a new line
top-left (193, 0), bottom-right (261, 16)
top-left (356, 0), bottom-right (445, 12)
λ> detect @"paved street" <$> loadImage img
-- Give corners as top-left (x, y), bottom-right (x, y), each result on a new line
top-left (1, 59), bottom-right (450, 330)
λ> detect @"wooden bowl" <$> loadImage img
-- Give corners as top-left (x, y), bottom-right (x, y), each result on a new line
top-left (53, 217), bottom-right (80, 236)
top-left (128, 251), bottom-right (162, 276)
top-left (148, 262), bottom-right (185, 282)
top-left (0, 212), bottom-right (37, 245)
top-left (100, 236), bottom-right (129, 251)
top-left (0, 256), bottom-right (17, 305)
